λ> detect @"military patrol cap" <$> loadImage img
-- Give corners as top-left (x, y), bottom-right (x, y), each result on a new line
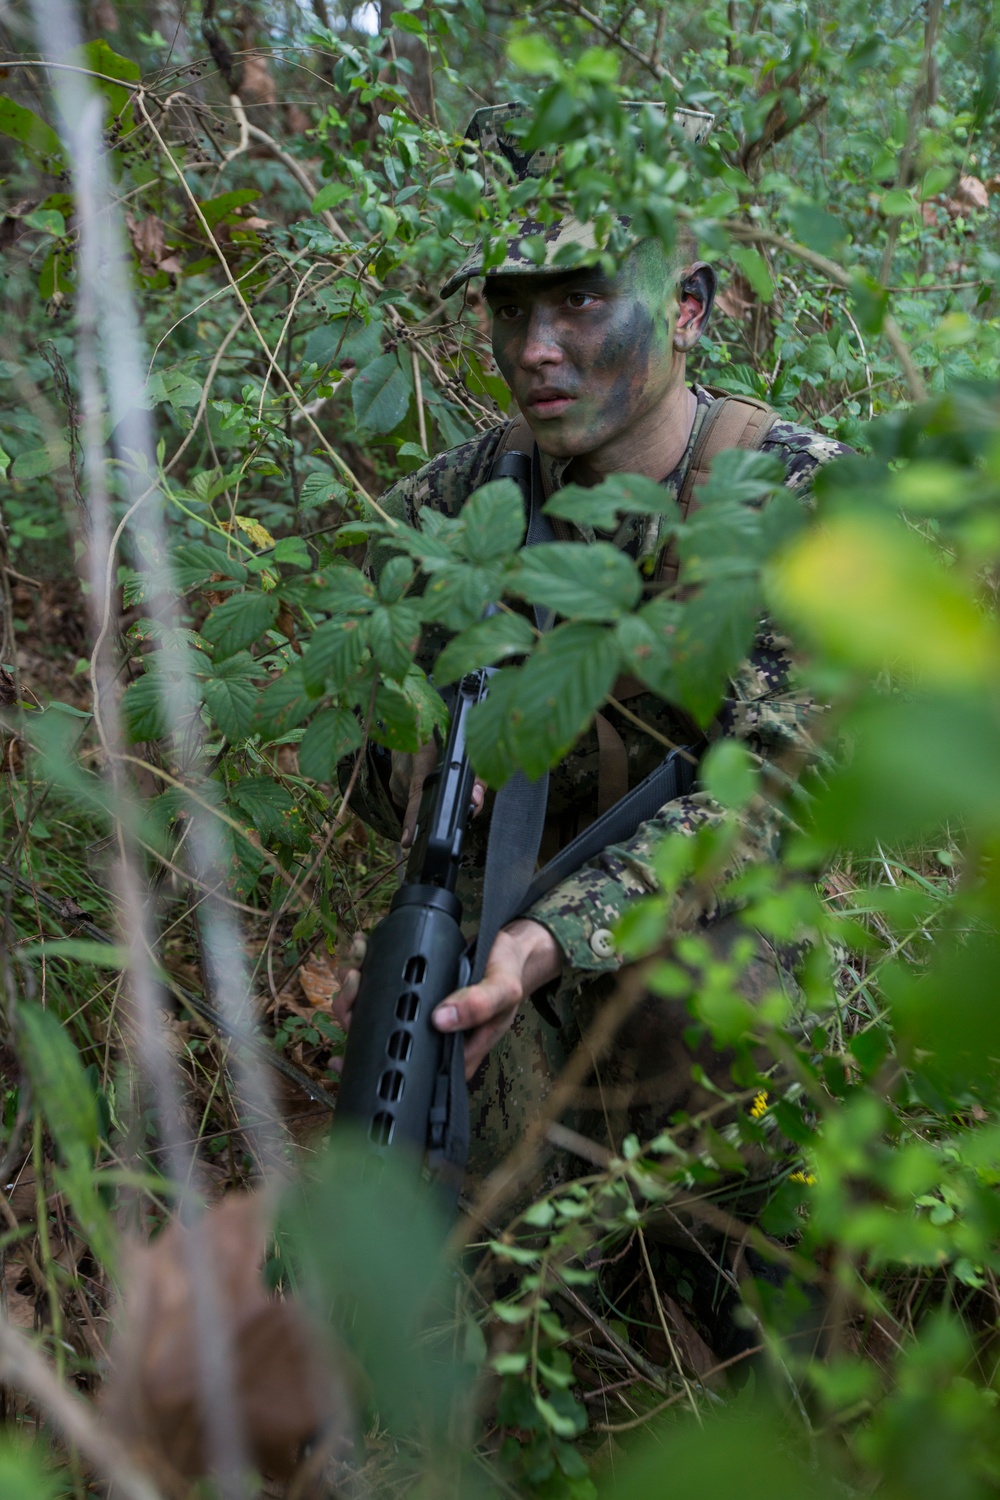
top-left (440, 101), bottom-right (714, 298)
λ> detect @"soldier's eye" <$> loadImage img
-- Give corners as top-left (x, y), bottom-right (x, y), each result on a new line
top-left (566, 291), bottom-right (597, 309)
top-left (493, 303), bottom-right (523, 321)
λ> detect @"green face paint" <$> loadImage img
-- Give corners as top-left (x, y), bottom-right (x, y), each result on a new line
top-left (485, 243), bottom-right (679, 464)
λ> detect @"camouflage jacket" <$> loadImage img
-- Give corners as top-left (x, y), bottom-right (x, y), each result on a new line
top-left (361, 386), bottom-right (849, 998)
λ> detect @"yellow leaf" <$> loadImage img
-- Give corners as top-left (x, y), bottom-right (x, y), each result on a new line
top-left (233, 514), bottom-right (276, 550)
top-left (767, 513), bottom-right (999, 686)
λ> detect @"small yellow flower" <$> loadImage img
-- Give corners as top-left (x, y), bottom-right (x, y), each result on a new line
top-left (749, 1090), bottom-right (769, 1120)
top-left (789, 1170), bottom-right (817, 1186)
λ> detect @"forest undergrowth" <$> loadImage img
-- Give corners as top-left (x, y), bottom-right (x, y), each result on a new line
top-left (2, 1), bottom-right (1000, 1497)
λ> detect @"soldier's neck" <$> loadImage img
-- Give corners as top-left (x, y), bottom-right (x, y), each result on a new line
top-left (562, 379), bottom-right (697, 489)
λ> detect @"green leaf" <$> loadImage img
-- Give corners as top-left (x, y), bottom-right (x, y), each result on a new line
top-left (200, 652), bottom-right (260, 742)
top-left (18, 938), bottom-right (127, 968)
top-left (468, 622), bottom-right (621, 783)
top-left (378, 555), bottom-right (414, 603)
top-left (510, 542), bottom-right (640, 621)
top-left (23, 208), bottom-right (65, 236)
top-left (18, 1003), bottom-right (99, 1158)
top-left (691, 446), bottom-right (786, 508)
top-left (202, 590), bottom-right (279, 658)
top-left (880, 187), bottom-right (919, 218)
top-left (434, 611), bottom-right (535, 685)
top-left (198, 188), bottom-right (261, 229)
top-left (302, 617), bottom-right (369, 693)
top-left (298, 706), bottom-right (364, 783)
top-left (312, 182), bottom-right (354, 213)
top-left (300, 471), bottom-right (348, 511)
top-left (730, 244), bottom-right (774, 303)
top-left (122, 669), bottom-right (171, 742)
top-left (0, 1435), bottom-right (60, 1500)
top-left (367, 601), bottom-right (421, 680)
top-left (255, 663), bottom-right (314, 735)
top-left (701, 738), bottom-right (757, 810)
top-left (459, 479), bottom-right (526, 562)
top-left (311, 565), bottom-right (375, 614)
top-left (786, 202), bottom-right (847, 255)
top-left (422, 561), bottom-right (504, 630)
top-left (373, 666), bottom-right (447, 753)
top-left (670, 578), bottom-right (761, 726)
top-left (172, 541), bottom-right (247, 590)
top-left (508, 35), bottom-right (562, 76)
top-left (11, 440), bottom-right (70, 479)
top-left (229, 776), bottom-right (295, 841)
top-left (544, 473), bottom-right (678, 532)
top-left (0, 96), bottom-right (63, 172)
top-left (352, 352), bottom-right (411, 434)
top-left (272, 536), bottom-right (312, 569)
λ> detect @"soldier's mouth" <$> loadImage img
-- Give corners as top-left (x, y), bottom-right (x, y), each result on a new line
top-left (525, 389), bottom-right (577, 418)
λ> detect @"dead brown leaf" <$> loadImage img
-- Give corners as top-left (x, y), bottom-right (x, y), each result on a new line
top-left (299, 950), bottom-right (340, 1009)
top-left (102, 1193), bottom-right (352, 1483)
top-left (949, 174), bottom-right (989, 214)
top-left (124, 212), bottom-right (181, 278)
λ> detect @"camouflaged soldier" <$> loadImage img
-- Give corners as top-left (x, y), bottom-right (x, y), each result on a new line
top-left (336, 103), bottom-right (850, 1197)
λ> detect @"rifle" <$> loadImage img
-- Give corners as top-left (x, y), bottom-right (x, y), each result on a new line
top-left (334, 664), bottom-right (489, 1185)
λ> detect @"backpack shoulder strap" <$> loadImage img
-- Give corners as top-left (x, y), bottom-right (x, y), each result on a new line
top-left (658, 393), bottom-right (779, 586)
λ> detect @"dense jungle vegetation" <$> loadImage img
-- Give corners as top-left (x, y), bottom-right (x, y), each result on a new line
top-left (1, 0), bottom-right (1000, 1495)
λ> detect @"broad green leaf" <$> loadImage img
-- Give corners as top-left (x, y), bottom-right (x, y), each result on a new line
top-left (615, 599), bottom-right (682, 690)
top-left (510, 542), bottom-right (641, 621)
top-left (229, 776), bottom-right (296, 841)
top-left (300, 471), bottom-right (348, 510)
top-left (255, 663), bottom-right (314, 733)
top-left (786, 202), bottom-right (846, 254)
top-left (730, 244), bottom-right (774, 303)
top-left (670, 578), bottom-right (761, 726)
top-left (372, 666), bottom-right (447, 753)
top-left (434, 611), bottom-right (535, 685)
top-left (0, 95), bottom-right (63, 172)
top-left (122, 669), bottom-right (171, 742)
top-left (459, 479), bottom-right (525, 562)
top-left (272, 536), bottom-right (312, 569)
top-left (768, 513), bottom-right (1000, 685)
top-left (18, 938), bottom-right (127, 967)
top-left (378, 555), bottom-right (414, 603)
top-left (298, 706), bottom-right (364, 783)
top-left (172, 541), bottom-right (247, 590)
top-left (701, 738), bottom-right (757, 810)
top-left (312, 182), bottom-right (354, 213)
top-left (311, 565), bottom-right (375, 614)
top-left (467, 623), bottom-right (622, 784)
top-left (202, 590), bottom-right (279, 658)
top-left (422, 560), bottom-right (504, 630)
top-left (302, 616), bottom-right (369, 693)
top-left (508, 35), bottom-right (561, 76)
top-left (367, 601), bottom-right (421, 680)
top-left (352, 351), bottom-right (411, 434)
top-left (691, 446), bottom-right (786, 508)
top-left (23, 208), bottom-right (65, 236)
top-left (11, 440), bottom-right (69, 479)
top-left (18, 1003), bottom-right (99, 1158)
top-left (200, 652), bottom-right (260, 741)
top-left (544, 473), bottom-right (679, 531)
top-left (199, 188), bottom-right (261, 229)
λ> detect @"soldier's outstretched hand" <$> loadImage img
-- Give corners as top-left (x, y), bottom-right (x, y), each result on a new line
top-left (431, 918), bottom-right (562, 1078)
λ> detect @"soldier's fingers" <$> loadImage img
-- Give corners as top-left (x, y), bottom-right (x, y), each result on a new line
top-left (471, 778), bottom-right (486, 816)
top-left (331, 966), bottom-right (360, 1030)
top-left (432, 975), bottom-right (519, 1033)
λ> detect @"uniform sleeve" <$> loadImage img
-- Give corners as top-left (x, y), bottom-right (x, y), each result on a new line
top-left (525, 626), bottom-right (820, 978)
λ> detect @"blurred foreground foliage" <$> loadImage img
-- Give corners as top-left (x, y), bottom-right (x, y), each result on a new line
top-left (1, 0), bottom-right (1000, 1496)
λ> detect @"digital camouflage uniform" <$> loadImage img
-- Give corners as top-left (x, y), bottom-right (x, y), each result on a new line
top-left (358, 386), bottom-right (850, 1202)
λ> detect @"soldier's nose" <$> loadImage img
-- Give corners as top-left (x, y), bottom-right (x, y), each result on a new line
top-left (518, 309), bottom-right (564, 369)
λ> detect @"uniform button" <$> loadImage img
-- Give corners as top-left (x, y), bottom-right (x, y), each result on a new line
top-left (590, 928), bottom-right (616, 959)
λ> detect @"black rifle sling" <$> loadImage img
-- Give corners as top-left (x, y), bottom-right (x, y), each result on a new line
top-left (429, 435), bottom-right (555, 1191)
top-left (472, 442), bottom-right (555, 983)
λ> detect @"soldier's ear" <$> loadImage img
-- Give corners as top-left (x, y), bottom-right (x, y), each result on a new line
top-left (673, 262), bottom-right (716, 351)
